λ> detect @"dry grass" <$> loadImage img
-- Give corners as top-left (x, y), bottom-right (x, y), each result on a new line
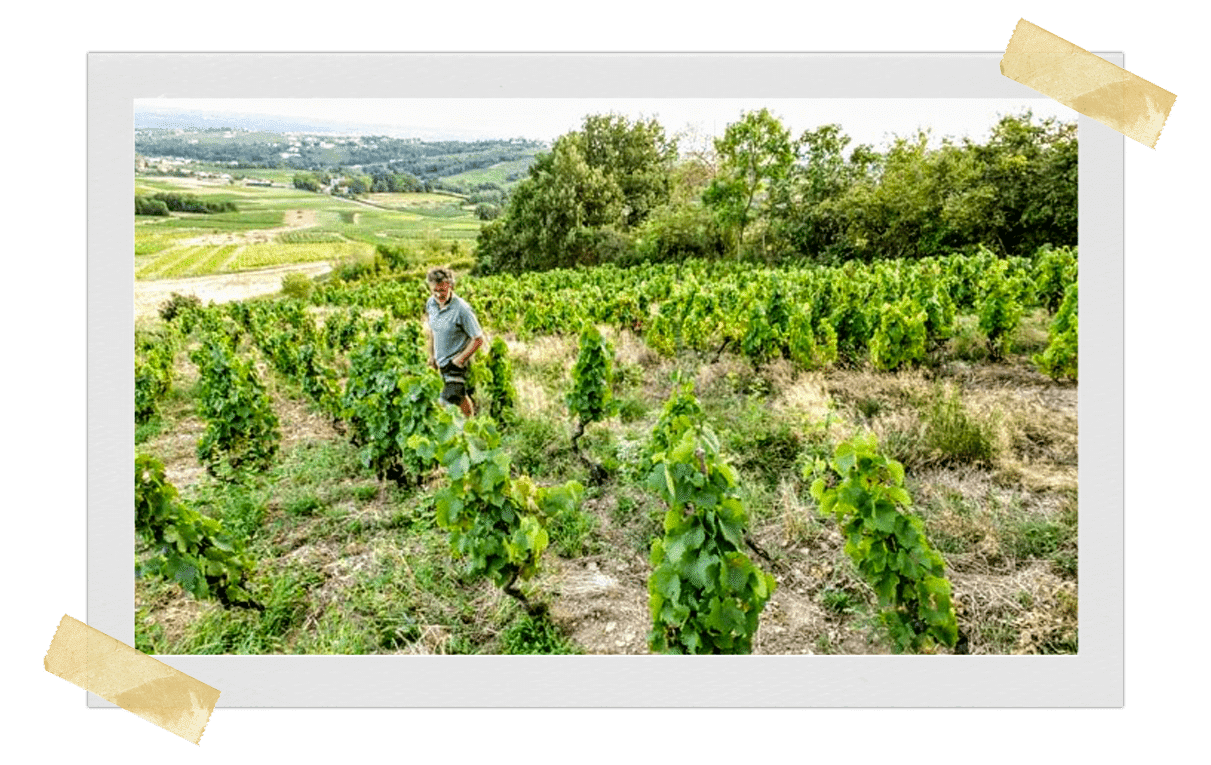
top-left (950, 563), bottom-right (1077, 654)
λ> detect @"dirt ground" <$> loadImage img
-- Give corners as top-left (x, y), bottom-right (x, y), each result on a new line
top-left (134, 262), bottom-right (333, 320)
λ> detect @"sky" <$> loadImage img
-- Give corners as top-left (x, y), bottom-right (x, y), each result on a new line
top-left (135, 97), bottom-right (1077, 151)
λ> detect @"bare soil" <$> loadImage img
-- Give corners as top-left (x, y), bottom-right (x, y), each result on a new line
top-left (135, 262), bottom-right (333, 320)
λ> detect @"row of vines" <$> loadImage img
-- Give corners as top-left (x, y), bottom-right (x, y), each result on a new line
top-left (307, 244), bottom-right (1077, 379)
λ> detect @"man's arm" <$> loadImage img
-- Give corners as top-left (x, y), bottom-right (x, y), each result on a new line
top-left (454, 335), bottom-right (483, 367)
top-left (453, 300), bottom-right (485, 367)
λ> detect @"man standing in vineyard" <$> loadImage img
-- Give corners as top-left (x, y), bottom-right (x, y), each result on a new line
top-left (424, 268), bottom-right (484, 418)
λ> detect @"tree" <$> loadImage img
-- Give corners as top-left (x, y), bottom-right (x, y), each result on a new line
top-left (345, 174), bottom-right (372, 195)
top-left (292, 173), bottom-right (321, 192)
top-left (768, 124), bottom-right (865, 260)
top-left (702, 109), bottom-right (795, 259)
top-left (974, 112), bottom-right (1077, 256)
top-left (475, 114), bottom-right (677, 273)
top-left (578, 114), bottom-right (678, 227)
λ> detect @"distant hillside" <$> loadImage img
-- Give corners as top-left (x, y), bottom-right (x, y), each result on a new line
top-left (134, 128), bottom-right (544, 191)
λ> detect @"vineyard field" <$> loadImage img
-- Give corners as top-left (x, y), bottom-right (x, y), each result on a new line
top-left (134, 250), bottom-right (1077, 656)
top-left (135, 175), bottom-right (483, 280)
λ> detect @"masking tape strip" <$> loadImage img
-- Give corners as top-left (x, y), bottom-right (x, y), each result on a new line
top-left (1000, 18), bottom-right (1175, 148)
top-left (44, 615), bottom-right (219, 744)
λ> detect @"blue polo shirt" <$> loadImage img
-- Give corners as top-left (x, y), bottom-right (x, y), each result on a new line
top-left (426, 294), bottom-right (483, 370)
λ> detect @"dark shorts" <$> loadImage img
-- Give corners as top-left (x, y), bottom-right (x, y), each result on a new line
top-left (439, 360), bottom-right (473, 406)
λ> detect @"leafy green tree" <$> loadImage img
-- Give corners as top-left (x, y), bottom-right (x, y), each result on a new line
top-left (578, 114), bottom-right (677, 227)
top-left (135, 196), bottom-right (171, 216)
top-left (768, 124), bottom-right (865, 260)
top-left (476, 114), bottom-right (676, 273)
top-left (345, 174), bottom-right (372, 195)
top-left (973, 112), bottom-right (1078, 257)
top-left (292, 173), bottom-right (322, 192)
top-left (702, 109), bottom-right (795, 259)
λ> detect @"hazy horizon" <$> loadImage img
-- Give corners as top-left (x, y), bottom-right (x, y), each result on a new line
top-left (136, 97), bottom-right (1076, 152)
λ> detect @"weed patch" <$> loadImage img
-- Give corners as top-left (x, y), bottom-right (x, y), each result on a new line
top-left (920, 385), bottom-right (997, 466)
top-left (499, 612), bottom-right (582, 654)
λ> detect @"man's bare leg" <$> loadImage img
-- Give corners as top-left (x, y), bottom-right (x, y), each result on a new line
top-left (459, 394), bottom-right (475, 418)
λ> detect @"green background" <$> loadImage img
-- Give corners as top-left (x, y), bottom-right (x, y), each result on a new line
top-left (9, 1), bottom-right (1196, 760)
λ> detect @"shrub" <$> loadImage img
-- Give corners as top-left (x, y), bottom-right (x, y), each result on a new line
top-left (159, 292), bottom-right (202, 323)
top-left (135, 195), bottom-right (171, 216)
top-left (280, 272), bottom-right (314, 300)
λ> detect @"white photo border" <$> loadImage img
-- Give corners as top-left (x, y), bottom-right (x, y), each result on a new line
top-left (92, 52), bottom-right (1121, 707)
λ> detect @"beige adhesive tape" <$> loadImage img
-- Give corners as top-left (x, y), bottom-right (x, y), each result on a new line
top-left (1001, 18), bottom-right (1175, 148)
top-left (44, 615), bottom-right (219, 744)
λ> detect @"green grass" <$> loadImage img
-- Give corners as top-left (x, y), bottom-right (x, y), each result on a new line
top-left (364, 192), bottom-right (468, 208)
top-left (134, 178), bottom-right (484, 279)
top-left (134, 231), bottom-right (193, 256)
top-left (921, 385), bottom-right (997, 466)
top-left (152, 211), bottom-right (285, 231)
top-left (440, 155), bottom-right (537, 190)
top-left (232, 241), bottom-right (374, 270)
top-left (498, 612), bottom-right (581, 654)
top-left (549, 506), bottom-right (601, 558)
top-left (277, 230), bottom-right (346, 244)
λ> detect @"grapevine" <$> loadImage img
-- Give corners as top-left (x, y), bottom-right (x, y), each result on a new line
top-left (135, 327), bottom-right (178, 424)
top-left (341, 328), bottom-right (443, 485)
top-left (646, 416), bottom-right (776, 653)
top-left (869, 298), bottom-right (928, 371)
top-left (135, 453), bottom-right (258, 608)
top-left (809, 433), bottom-right (958, 653)
top-left (419, 410), bottom-right (583, 604)
top-left (1033, 282), bottom-right (1077, 380)
top-left (567, 323), bottom-right (617, 454)
top-left (191, 333), bottom-right (281, 479)
top-left (978, 259), bottom-right (1025, 360)
top-left (484, 336), bottom-right (519, 426)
